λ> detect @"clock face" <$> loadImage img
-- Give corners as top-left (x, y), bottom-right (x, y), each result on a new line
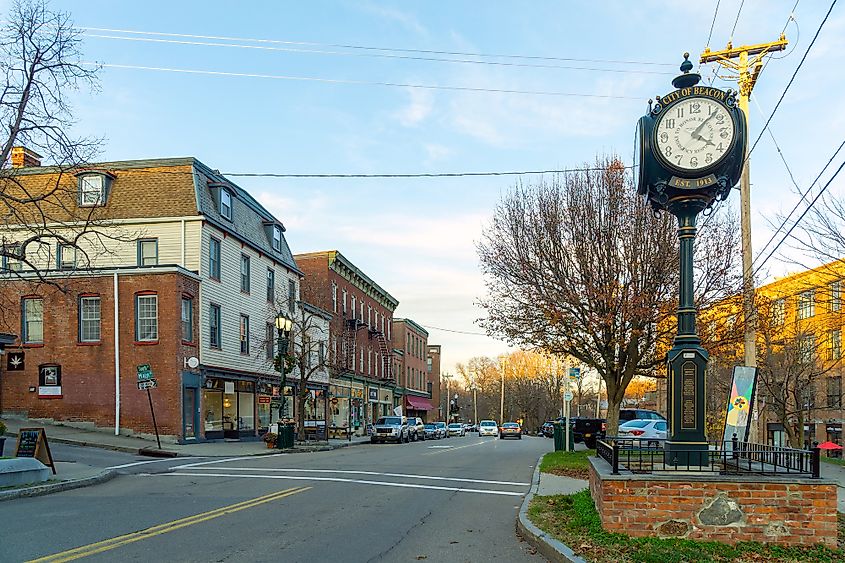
top-left (654, 97), bottom-right (735, 173)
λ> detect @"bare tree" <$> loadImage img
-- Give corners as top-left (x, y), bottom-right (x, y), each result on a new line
top-left (477, 157), bottom-right (740, 434)
top-left (0, 1), bottom-right (104, 302)
top-left (755, 295), bottom-right (841, 448)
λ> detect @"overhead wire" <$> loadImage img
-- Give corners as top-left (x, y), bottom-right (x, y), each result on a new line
top-left (752, 156), bottom-right (845, 278)
top-left (750, 138), bottom-right (845, 276)
top-left (729, 0), bottom-right (746, 44)
top-left (706, 0), bottom-right (722, 48)
top-left (91, 62), bottom-right (644, 99)
top-left (83, 33), bottom-right (675, 75)
top-left (78, 25), bottom-right (674, 67)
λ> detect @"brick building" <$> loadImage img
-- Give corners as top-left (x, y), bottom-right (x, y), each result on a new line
top-left (294, 251), bottom-right (398, 435)
top-left (392, 319), bottom-right (435, 420)
top-left (0, 155), bottom-right (315, 443)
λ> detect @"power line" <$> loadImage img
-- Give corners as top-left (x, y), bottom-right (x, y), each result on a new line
top-left (729, 0), bottom-right (746, 43)
top-left (83, 33), bottom-right (675, 75)
top-left (746, 0), bottom-right (837, 163)
top-left (752, 155), bottom-right (845, 277)
top-left (751, 139), bottom-right (845, 275)
top-left (706, 0), bottom-right (722, 48)
top-left (91, 62), bottom-right (644, 99)
top-left (79, 25), bottom-right (674, 67)
top-left (420, 324), bottom-right (490, 337)
top-left (224, 165), bottom-right (635, 179)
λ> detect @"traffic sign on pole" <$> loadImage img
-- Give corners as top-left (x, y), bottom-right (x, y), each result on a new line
top-left (564, 391), bottom-right (573, 402)
top-left (137, 364), bottom-right (154, 382)
top-left (137, 379), bottom-right (158, 390)
top-left (568, 367), bottom-right (580, 380)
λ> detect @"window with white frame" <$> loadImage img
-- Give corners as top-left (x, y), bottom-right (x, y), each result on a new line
top-left (288, 279), bottom-right (296, 312)
top-left (367, 306), bottom-right (372, 327)
top-left (797, 290), bottom-right (815, 320)
top-left (209, 304), bottom-right (221, 349)
top-left (137, 239), bottom-right (158, 267)
top-left (351, 295), bottom-right (356, 319)
top-left (332, 282), bottom-right (337, 313)
top-left (798, 334), bottom-right (816, 364)
top-left (58, 244), bottom-right (76, 270)
top-left (342, 288), bottom-right (347, 314)
top-left (181, 297), bottom-right (193, 343)
top-left (831, 329), bottom-right (842, 361)
top-left (135, 294), bottom-right (158, 342)
top-left (266, 323), bottom-right (275, 360)
top-left (772, 298), bottom-right (785, 326)
top-left (240, 315), bottom-right (250, 354)
top-left (2, 244), bottom-right (22, 272)
top-left (79, 296), bottom-right (101, 342)
top-left (78, 174), bottom-right (107, 206)
top-left (367, 347), bottom-right (372, 375)
top-left (831, 281), bottom-right (842, 312)
top-left (209, 237), bottom-right (221, 280)
top-left (272, 225), bottom-right (282, 252)
top-left (220, 189), bottom-right (233, 220)
top-left (22, 297), bottom-right (43, 343)
top-left (267, 269), bottom-right (275, 302)
top-left (240, 254), bottom-right (250, 293)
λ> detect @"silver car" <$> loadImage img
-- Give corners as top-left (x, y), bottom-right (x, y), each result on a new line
top-left (447, 423), bottom-right (465, 437)
top-left (371, 416), bottom-right (409, 444)
top-left (407, 417), bottom-right (426, 441)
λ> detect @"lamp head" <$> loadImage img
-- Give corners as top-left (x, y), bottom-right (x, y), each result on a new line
top-left (275, 314), bottom-right (292, 332)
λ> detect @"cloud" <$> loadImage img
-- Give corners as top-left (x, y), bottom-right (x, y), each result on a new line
top-left (394, 88), bottom-right (434, 126)
top-left (424, 143), bottom-right (452, 163)
top-left (356, 1), bottom-right (428, 36)
top-left (255, 191), bottom-right (328, 231)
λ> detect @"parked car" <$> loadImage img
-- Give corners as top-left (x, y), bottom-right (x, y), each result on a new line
top-left (541, 421), bottom-right (555, 438)
top-left (371, 416), bottom-right (409, 444)
top-left (447, 423), bottom-right (465, 437)
top-left (423, 423), bottom-right (443, 440)
top-left (618, 419), bottom-right (668, 447)
top-left (479, 420), bottom-right (498, 437)
top-left (500, 422), bottom-right (522, 439)
top-left (620, 409), bottom-right (665, 423)
top-left (435, 421), bottom-right (449, 438)
top-left (407, 417), bottom-right (426, 441)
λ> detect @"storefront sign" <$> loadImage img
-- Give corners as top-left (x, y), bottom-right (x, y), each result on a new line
top-left (368, 388), bottom-right (378, 401)
top-left (6, 351), bottom-right (24, 371)
top-left (14, 427), bottom-right (56, 474)
top-left (38, 364), bottom-right (61, 399)
top-left (258, 396), bottom-right (271, 404)
top-left (224, 381), bottom-right (235, 394)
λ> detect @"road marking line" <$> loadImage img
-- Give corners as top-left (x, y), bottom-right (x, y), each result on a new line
top-left (164, 472), bottom-right (525, 496)
top-left (424, 440), bottom-right (492, 455)
top-left (27, 486), bottom-right (309, 563)
top-left (428, 445), bottom-right (452, 448)
top-left (105, 457), bottom-right (203, 470)
top-left (182, 467), bottom-right (530, 486)
top-left (173, 453), bottom-right (289, 469)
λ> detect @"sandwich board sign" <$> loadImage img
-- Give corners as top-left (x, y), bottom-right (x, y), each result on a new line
top-left (14, 427), bottom-right (56, 474)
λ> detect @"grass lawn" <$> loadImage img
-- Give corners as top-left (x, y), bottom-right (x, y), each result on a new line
top-left (821, 456), bottom-right (845, 466)
top-left (528, 490), bottom-right (845, 563)
top-left (538, 450), bottom-right (594, 479)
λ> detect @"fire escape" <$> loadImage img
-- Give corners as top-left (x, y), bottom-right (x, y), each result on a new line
top-left (368, 324), bottom-right (393, 382)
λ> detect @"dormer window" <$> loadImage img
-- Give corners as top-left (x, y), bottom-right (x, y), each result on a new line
top-left (77, 173), bottom-right (112, 207)
top-left (220, 189), bottom-right (232, 220)
top-left (272, 226), bottom-right (282, 252)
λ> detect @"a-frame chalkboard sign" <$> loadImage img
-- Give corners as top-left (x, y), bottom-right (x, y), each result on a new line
top-left (14, 427), bottom-right (56, 474)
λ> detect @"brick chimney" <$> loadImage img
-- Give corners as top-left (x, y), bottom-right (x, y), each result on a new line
top-left (11, 146), bottom-right (42, 168)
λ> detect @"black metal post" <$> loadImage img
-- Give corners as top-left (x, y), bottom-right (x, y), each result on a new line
top-left (276, 327), bottom-right (291, 450)
top-left (611, 442), bottom-right (620, 475)
top-left (147, 388), bottom-right (161, 450)
top-left (811, 445), bottom-right (821, 479)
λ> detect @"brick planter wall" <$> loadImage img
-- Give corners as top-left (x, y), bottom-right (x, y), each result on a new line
top-left (588, 457), bottom-right (838, 547)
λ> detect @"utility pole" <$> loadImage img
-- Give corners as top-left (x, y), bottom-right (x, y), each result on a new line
top-left (700, 35), bottom-right (787, 441)
top-left (500, 357), bottom-right (506, 423)
top-left (443, 373), bottom-right (452, 422)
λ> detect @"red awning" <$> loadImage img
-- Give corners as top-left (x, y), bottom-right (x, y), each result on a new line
top-left (405, 395), bottom-right (435, 411)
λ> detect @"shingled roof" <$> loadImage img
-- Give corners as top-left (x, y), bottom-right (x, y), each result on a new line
top-left (3, 156), bottom-right (299, 274)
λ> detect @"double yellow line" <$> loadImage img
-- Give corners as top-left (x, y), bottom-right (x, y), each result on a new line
top-left (28, 486), bottom-right (310, 562)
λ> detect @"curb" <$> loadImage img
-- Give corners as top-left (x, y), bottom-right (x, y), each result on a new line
top-left (5, 430), bottom-right (370, 458)
top-left (0, 469), bottom-right (117, 503)
top-left (516, 456), bottom-right (588, 563)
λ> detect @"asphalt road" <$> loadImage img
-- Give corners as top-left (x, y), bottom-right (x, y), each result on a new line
top-left (1, 434), bottom-right (550, 563)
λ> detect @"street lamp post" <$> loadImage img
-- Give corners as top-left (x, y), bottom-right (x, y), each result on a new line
top-left (472, 384), bottom-right (478, 427)
top-left (275, 313), bottom-right (293, 449)
top-left (443, 373), bottom-right (453, 423)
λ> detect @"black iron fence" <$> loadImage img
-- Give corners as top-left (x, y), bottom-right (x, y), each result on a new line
top-left (596, 434), bottom-right (820, 479)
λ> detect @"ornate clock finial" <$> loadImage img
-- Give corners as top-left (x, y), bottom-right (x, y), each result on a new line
top-left (672, 52), bottom-right (701, 88)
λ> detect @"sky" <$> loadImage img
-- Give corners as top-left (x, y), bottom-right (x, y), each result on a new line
top-left (14, 0), bottom-right (845, 373)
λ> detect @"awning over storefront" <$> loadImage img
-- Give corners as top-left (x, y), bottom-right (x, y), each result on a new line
top-left (405, 395), bottom-right (434, 411)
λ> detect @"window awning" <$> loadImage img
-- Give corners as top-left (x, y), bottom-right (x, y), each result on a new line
top-left (405, 395), bottom-right (434, 411)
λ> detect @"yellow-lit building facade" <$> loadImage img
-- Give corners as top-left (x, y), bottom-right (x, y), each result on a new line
top-left (659, 260), bottom-right (845, 447)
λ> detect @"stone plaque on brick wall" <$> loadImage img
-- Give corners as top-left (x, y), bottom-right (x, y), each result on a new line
top-left (681, 362), bottom-right (696, 430)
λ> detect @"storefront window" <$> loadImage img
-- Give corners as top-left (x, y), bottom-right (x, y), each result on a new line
top-left (203, 389), bottom-right (223, 433)
top-left (223, 392), bottom-right (237, 431)
top-left (258, 397), bottom-right (272, 429)
top-left (238, 392), bottom-right (255, 430)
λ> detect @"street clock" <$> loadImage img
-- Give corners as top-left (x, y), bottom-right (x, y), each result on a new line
top-left (637, 54), bottom-right (746, 211)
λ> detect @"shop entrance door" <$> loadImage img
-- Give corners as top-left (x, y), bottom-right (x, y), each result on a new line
top-left (183, 388), bottom-right (198, 440)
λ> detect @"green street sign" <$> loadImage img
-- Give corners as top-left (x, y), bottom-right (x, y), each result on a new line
top-left (137, 364), bottom-right (154, 381)
top-left (569, 367), bottom-right (580, 380)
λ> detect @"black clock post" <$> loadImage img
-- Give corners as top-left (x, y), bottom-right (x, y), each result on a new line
top-left (637, 54), bottom-right (747, 466)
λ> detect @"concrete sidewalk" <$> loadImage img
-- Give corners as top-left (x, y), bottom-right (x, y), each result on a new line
top-left (1, 416), bottom-right (370, 457)
top-left (820, 459), bottom-right (845, 513)
top-left (0, 461), bottom-right (116, 502)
